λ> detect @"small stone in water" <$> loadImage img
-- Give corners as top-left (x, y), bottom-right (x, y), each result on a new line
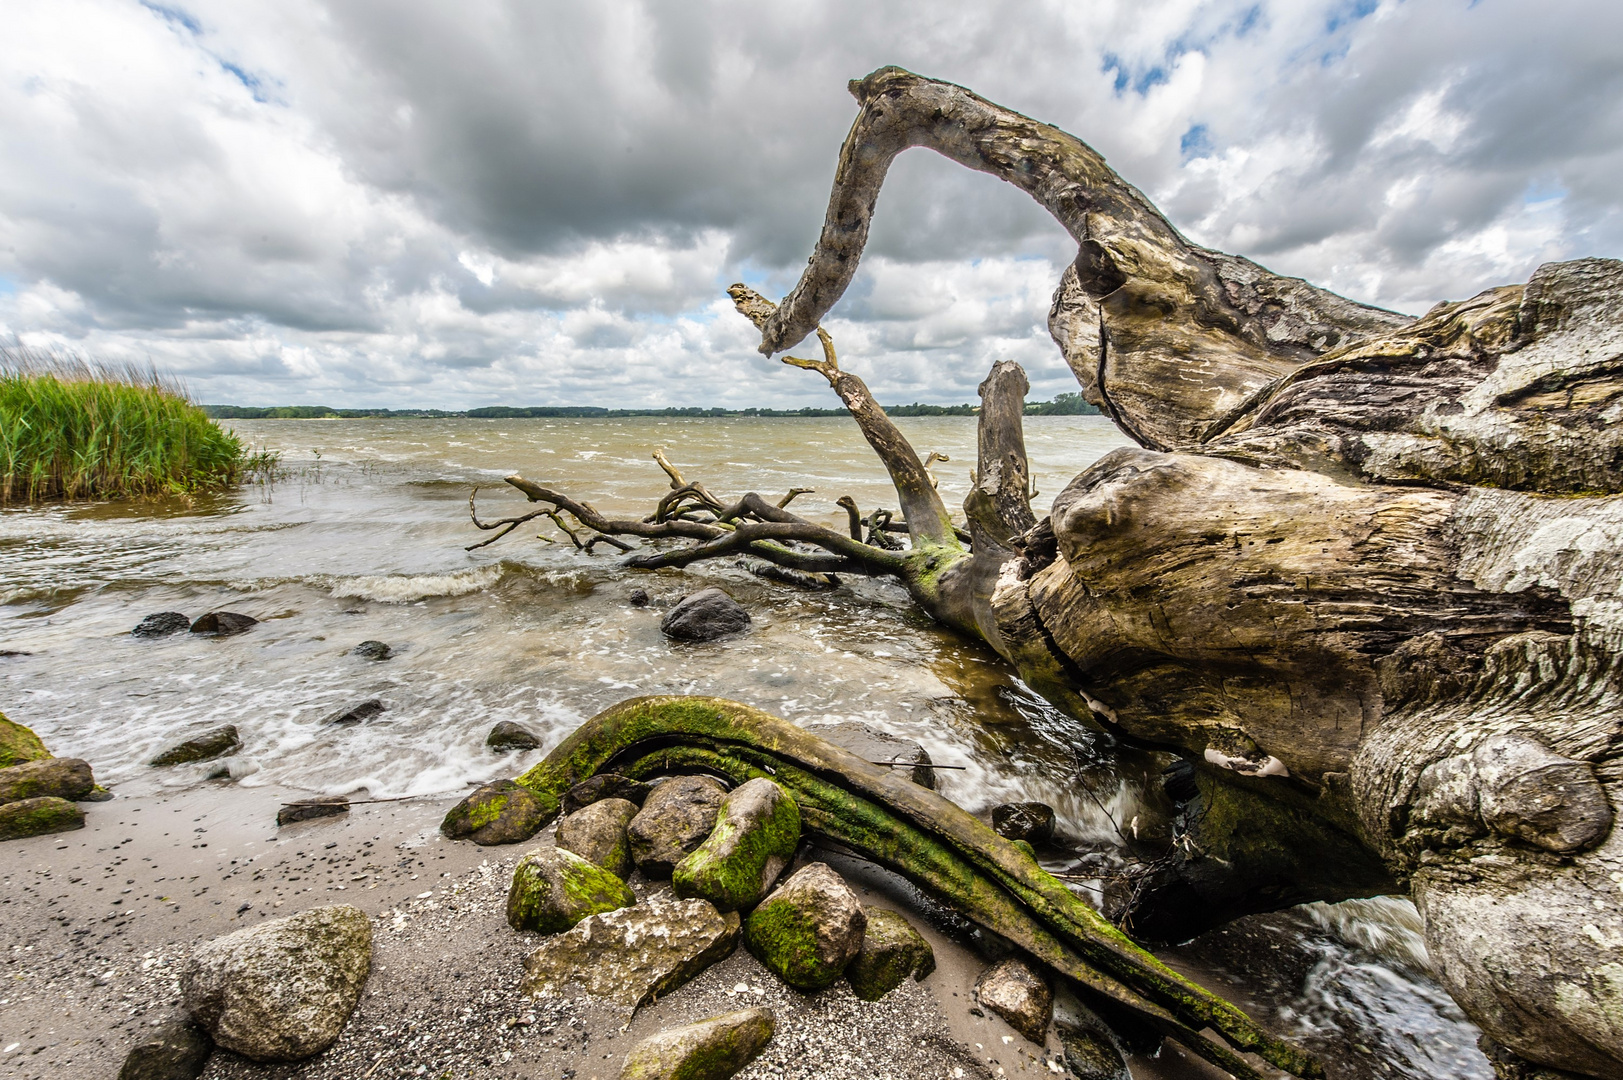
top-left (352, 640), bottom-right (392, 661)
top-left (189, 612), bottom-right (258, 637)
top-left (131, 612), bottom-right (191, 638)
top-left (323, 699), bottom-right (386, 726)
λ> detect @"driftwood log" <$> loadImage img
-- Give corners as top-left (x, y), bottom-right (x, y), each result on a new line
top-left (474, 67), bottom-right (1623, 1078)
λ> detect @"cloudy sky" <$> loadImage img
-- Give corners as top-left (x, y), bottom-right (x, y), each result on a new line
top-left (1, 0), bottom-right (1619, 409)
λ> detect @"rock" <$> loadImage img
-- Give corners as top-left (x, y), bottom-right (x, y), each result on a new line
top-left (352, 640), bottom-right (391, 660)
top-left (506, 846), bottom-right (636, 933)
top-left (621, 1007), bottom-right (775, 1080)
top-left (117, 1013), bottom-right (211, 1080)
top-left (181, 904), bottom-right (371, 1062)
top-left (486, 721), bottom-right (542, 752)
top-left (629, 588), bottom-right (651, 607)
top-left (132, 612), bottom-right (191, 639)
top-left (323, 699), bottom-right (386, 725)
top-left (521, 895), bottom-right (740, 1008)
top-left (673, 778), bottom-right (800, 911)
top-left (1058, 1024), bottom-right (1128, 1080)
top-left (556, 798), bottom-right (638, 880)
top-left (628, 774), bottom-right (728, 876)
top-left (845, 908), bottom-right (935, 1001)
top-left (0, 757), bottom-right (94, 804)
top-left (276, 795), bottom-right (349, 827)
top-left (0, 710), bottom-right (49, 769)
top-left (660, 588), bottom-right (751, 642)
top-left (975, 956), bottom-right (1053, 1044)
top-left (150, 726), bottom-right (241, 767)
top-left (440, 779), bottom-right (548, 846)
top-left (563, 773), bottom-right (655, 815)
top-left (188, 612), bottom-right (257, 637)
top-left (991, 802), bottom-right (1056, 845)
top-left (0, 796), bottom-right (86, 841)
top-left (742, 862), bottom-right (866, 991)
top-left (84, 784), bottom-right (115, 802)
top-left (815, 720), bottom-right (936, 789)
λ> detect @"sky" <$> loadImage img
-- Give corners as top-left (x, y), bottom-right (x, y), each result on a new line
top-left (1, 0), bottom-right (1619, 409)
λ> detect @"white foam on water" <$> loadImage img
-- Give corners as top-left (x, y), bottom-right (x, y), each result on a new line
top-left (329, 564), bottom-right (508, 603)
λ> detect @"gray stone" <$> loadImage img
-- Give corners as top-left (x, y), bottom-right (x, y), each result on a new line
top-left (132, 612), bottom-right (191, 638)
top-left (0, 757), bottom-right (94, 804)
top-left (276, 795), bottom-right (349, 827)
top-left (563, 773), bottom-right (655, 815)
top-left (506, 846), bottom-right (636, 933)
top-left (1059, 1024), bottom-right (1128, 1080)
top-left (521, 895), bottom-right (740, 1008)
top-left (673, 778), bottom-right (800, 912)
top-left (0, 796), bottom-right (85, 841)
top-left (352, 640), bottom-right (391, 660)
top-left (845, 908), bottom-right (935, 1001)
top-left (991, 801), bottom-right (1056, 845)
top-left (189, 612), bottom-right (257, 637)
top-left (181, 904), bottom-right (372, 1062)
top-left (150, 726), bottom-right (240, 767)
top-left (440, 779), bottom-right (548, 846)
top-left (628, 774), bottom-right (727, 877)
top-left (621, 1007), bottom-right (775, 1080)
top-left (816, 720), bottom-right (936, 789)
top-left (975, 956), bottom-right (1053, 1044)
top-left (323, 698), bottom-right (386, 725)
top-left (629, 588), bottom-right (651, 607)
top-left (742, 862), bottom-right (866, 992)
top-left (118, 1014), bottom-right (211, 1080)
top-left (486, 721), bottom-right (542, 752)
top-left (556, 798), bottom-right (638, 880)
top-left (660, 588), bottom-right (751, 642)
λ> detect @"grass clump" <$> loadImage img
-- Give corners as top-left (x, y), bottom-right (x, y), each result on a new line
top-left (1, 346), bottom-right (250, 502)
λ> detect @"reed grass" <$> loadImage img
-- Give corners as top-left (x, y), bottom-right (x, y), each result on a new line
top-left (0, 346), bottom-right (249, 503)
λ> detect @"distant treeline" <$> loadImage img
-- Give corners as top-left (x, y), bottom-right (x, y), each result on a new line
top-left (203, 393), bottom-right (1099, 420)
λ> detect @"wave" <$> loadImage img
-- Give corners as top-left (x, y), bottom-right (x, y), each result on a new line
top-left (329, 563), bottom-right (509, 603)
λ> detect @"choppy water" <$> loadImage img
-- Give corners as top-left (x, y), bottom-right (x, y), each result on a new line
top-left (0, 414), bottom-right (1489, 1078)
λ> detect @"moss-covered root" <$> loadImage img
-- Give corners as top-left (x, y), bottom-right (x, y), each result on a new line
top-left (673, 777), bottom-right (800, 911)
top-left (0, 796), bottom-right (85, 841)
top-left (515, 695), bottom-right (1322, 1080)
top-left (0, 710), bottom-right (50, 769)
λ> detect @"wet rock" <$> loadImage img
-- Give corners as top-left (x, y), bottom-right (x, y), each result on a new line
top-left (0, 757), bottom-right (94, 804)
top-left (188, 612), bottom-right (257, 637)
top-left (556, 797), bottom-right (638, 880)
top-left (351, 640), bottom-right (391, 660)
top-left (521, 895), bottom-right (740, 1008)
top-left (629, 588), bottom-right (651, 607)
top-left (0, 711), bottom-right (49, 769)
top-left (621, 1007), bottom-right (775, 1080)
top-left (440, 779), bottom-right (547, 846)
top-left (674, 778), bottom-right (800, 912)
top-left (181, 904), bottom-right (371, 1062)
top-left (845, 908), bottom-right (936, 1002)
top-left (150, 726), bottom-right (241, 767)
top-left (563, 773), bottom-right (655, 815)
top-left (660, 588), bottom-right (751, 642)
top-left (132, 612), bottom-right (191, 639)
top-left (276, 795), bottom-right (350, 827)
top-left (975, 956), bottom-right (1053, 1044)
top-left (486, 721), bottom-right (543, 752)
top-left (118, 1013), bottom-right (211, 1080)
top-left (506, 846), bottom-right (636, 933)
top-left (0, 796), bottom-right (85, 841)
top-left (816, 720), bottom-right (936, 789)
top-left (84, 784), bottom-right (115, 802)
top-left (628, 774), bottom-right (728, 877)
top-left (743, 862), bottom-right (866, 992)
top-left (1058, 1024), bottom-right (1128, 1080)
top-left (991, 802), bottom-right (1056, 845)
top-left (322, 699), bottom-right (386, 725)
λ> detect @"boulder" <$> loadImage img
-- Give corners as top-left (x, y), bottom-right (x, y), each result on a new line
top-left (276, 795), bottom-right (349, 827)
top-left (351, 640), bottom-right (391, 660)
top-left (322, 699), bottom-right (386, 725)
top-left (660, 588), bottom-right (751, 642)
top-left (621, 1007), bottom-right (775, 1080)
top-left (132, 612), bottom-right (191, 639)
top-left (742, 862), bottom-right (866, 991)
top-left (440, 779), bottom-right (548, 846)
top-left (117, 1014), bottom-right (212, 1080)
top-left (0, 796), bottom-right (85, 841)
top-left (181, 904), bottom-right (371, 1062)
top-left (188, 612), bottom-right (257, 637)
top-left (975, 956), bottom-right (1053, 1044)
top-left (815, 720), bottom-right (936, 789)
top-left (673, 778), bottom-right (800, 911)
top-left (149, 726), bottom-right (241, 767)
top-left (0, 757), bottom-right (94, 804)
top-left (628, 775), bottom-right (728, 877)
top-left (555, 798), bottom-right (638, 879)
top-left (563, 772), bottom-right (654, 815)
top-left (486, 721), bottom-right (542, 752)
top-left (1058, 1024), bottom-right (1129, 1080)
top-left (521, 895), bottom-right (740, 1008)
top-left (0, 711), bottom-right (49, 769)
top-left (991, 802), bottom-right (1056, 845)
top-left (845, 908), bottom-right (935, 1002)
top-left (506, 846), bottom-right (636, 933)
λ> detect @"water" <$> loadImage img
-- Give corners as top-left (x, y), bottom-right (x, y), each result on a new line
top-left (0, 414), bottom-right (1490, 1077)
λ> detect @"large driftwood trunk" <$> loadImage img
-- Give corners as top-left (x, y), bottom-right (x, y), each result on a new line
top-left (744, 67), bottom-right (1623, 1079)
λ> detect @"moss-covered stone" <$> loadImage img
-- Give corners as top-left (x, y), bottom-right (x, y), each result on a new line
top-left (621, 1007), bottom-right (775, 1080)
top-left (440, 779), bottom-right (547, 846)
top-left (506, 846), bottom-right (635, 934)
top-left (743, 862), bottom-right (865, 992)
top-left (555, 797), bottom-right (638, 879)
top-left (673, 778), bottom-right (799, 912)
top-left (0, 710), bottom-right (50, 769)
top-left (0, 795), bottom-right (85, 841)
top-left (0, 757), bottom-right (94, 804)
top-left (845, 908), bottom-right (935, 1001)
top-left (150, 725), bottom-right (241, 766)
